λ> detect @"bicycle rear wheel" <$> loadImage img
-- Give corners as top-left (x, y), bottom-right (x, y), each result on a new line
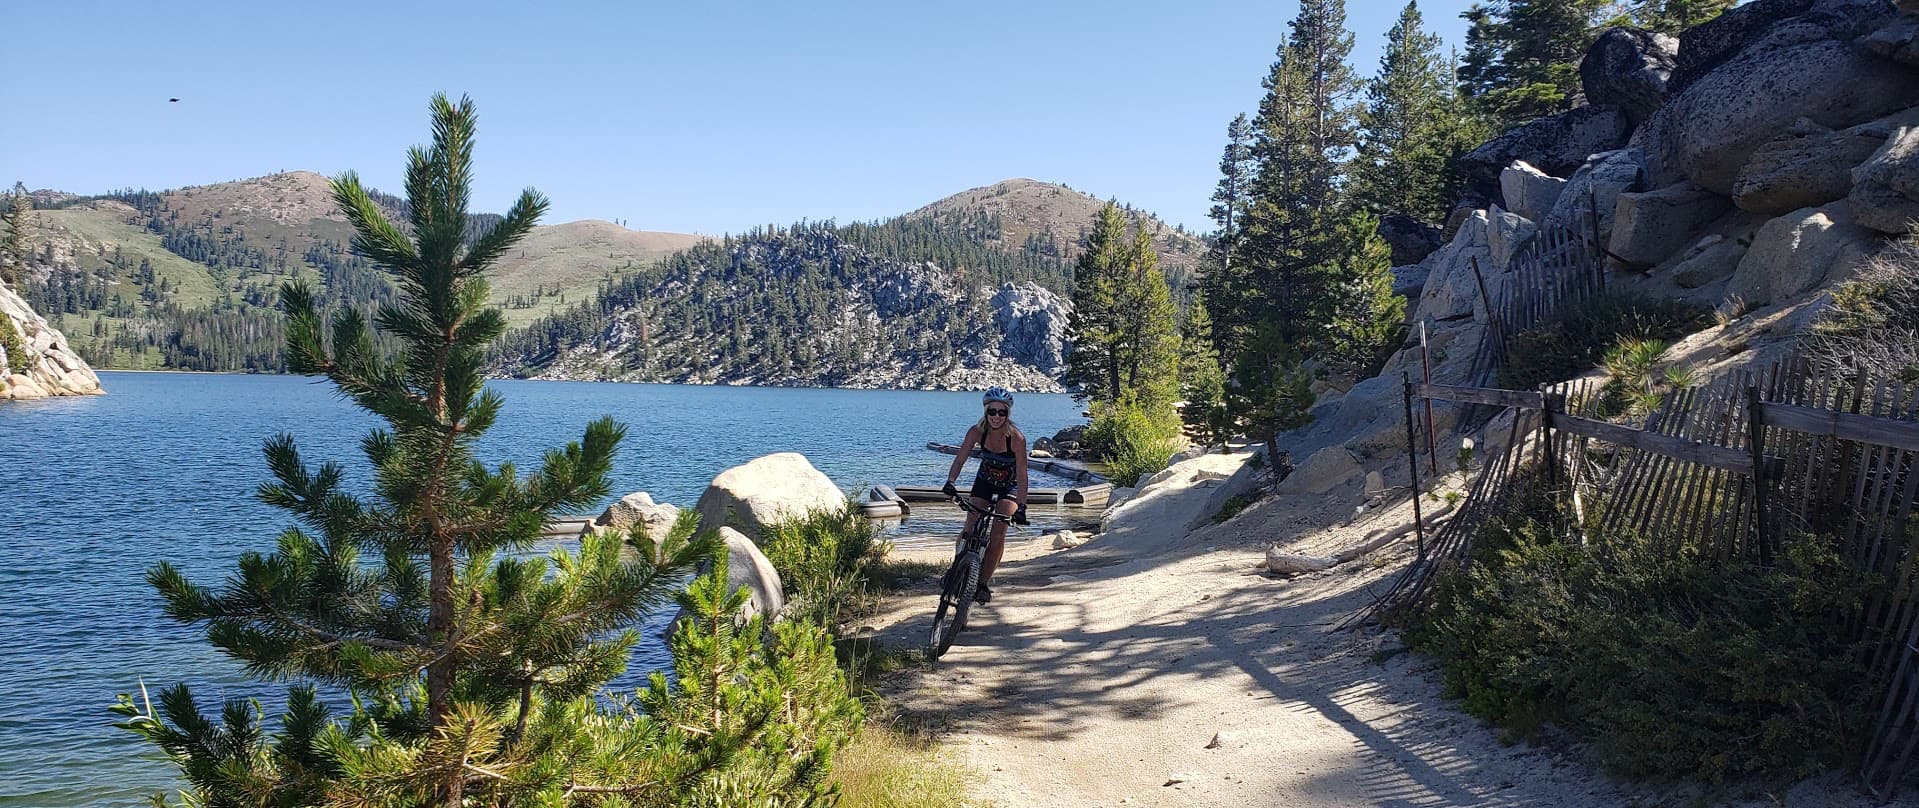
top-left (928, 551), bottom-right (980, 659)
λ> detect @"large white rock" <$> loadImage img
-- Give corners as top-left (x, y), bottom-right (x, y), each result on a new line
top-left (680, 526), bottom-right (784, 622)
top-left (1485, 206), bottom-right (1539, 271)
top-left (1411, 213), bottom-right (1495, 323)
top-left (1276, 446), bottom-right (1364, 496)
top-left (694, 453), bottom-right (845, 542)
top-left (1726, 202), bottom-right (1885, 305)
top-left (1848, 125), bottom-right (1919, 235)
top-left (1607, 182), bottom-right (1733, 267)
top-left (1500, 161), bottom-right (1566, 223)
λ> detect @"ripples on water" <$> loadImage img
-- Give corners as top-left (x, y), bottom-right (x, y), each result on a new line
top-left (0, 372), bottom-right (1094, 806)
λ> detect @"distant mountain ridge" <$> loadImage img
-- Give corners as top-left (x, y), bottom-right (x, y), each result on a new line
top-left (906, 178), bottom-right (1206, 278)
top-left (11, 173), bottom-right (1202, 388)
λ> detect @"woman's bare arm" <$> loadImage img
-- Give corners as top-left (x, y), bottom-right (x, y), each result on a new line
top-left (1012, 429), bottom-right (1029, 505)
top-left (945, 424), bottom-right (981, 486)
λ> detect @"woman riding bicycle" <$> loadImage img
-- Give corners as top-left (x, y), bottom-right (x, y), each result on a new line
top-left (940, 386), bottom-right (1028, 604)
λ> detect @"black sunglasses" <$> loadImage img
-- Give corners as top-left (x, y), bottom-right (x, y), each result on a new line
top-left (985, 408), bottom-right (1008, 416)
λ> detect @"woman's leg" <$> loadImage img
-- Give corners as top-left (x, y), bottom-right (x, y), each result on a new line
top-left (956, 505), bottom-right (983, 558)
top-left (980, 498), bottom-right (1016, 586)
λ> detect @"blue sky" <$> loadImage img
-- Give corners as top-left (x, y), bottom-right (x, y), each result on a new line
top-left (2, 1), bottom-right (1476, 236)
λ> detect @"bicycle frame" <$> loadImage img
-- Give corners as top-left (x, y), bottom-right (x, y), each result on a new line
top-left (927, 493), bottom-right (1014, 659)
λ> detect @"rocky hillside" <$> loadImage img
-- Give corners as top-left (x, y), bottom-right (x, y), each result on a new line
top-left (1284, 0), bottom-right (1919, 474)
top-left (496, 224), bottom-right (1072, 391)
top-left (1, 280), bottom-right (102, 400)
top-left (12, 171), bottom-right (705, 370)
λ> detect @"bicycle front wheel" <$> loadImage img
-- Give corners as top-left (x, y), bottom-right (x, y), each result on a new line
top-left (928, 552), bottom-right (981, 659)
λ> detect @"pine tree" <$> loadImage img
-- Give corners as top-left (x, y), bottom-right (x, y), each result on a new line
top-left (1064, 201), bottom-right (1133, 403)
top-left (1350, 1), bottom-right (1455, 223)
top-left (1458, 0), bottom-right (1613, 128)
top-left (1324, 211), bottom-right (1406, 377)
top-left (1623, 0), bottom-right (1735, 34)
top-left (1178, 299), bottom-right (1232, 446)
top-left (1220, 0), bottom-right (1363, 445)
top-left (1117, 225), bottom-right (1181, 412)
top-left (113, 94), bottom-right (718, 804)
top-left (0, 182), bottom-right (31, 286)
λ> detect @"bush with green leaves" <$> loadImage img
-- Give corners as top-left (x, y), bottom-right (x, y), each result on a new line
top-left (1408, 485), bottom-right (1874, 783)
top-left (1497, 290), bottom-right (1709, 391)
top-left (760, 501), bottom-right (884, 626)
top-left (1084, 397), bottom-right (1184, 487)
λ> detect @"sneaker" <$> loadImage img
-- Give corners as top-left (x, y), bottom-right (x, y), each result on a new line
top-left (974, 584), bottom-right (993, 604)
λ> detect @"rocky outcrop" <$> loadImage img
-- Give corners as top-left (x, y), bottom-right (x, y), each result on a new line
top-left (1485, 206), bottom-right (1538, 271)
top-left (1848, 125), bottom-right (1919, 233)
top-left (1636, 0), bottom-right (1919, 194)
top-left (1669, 0), bottom-right (1817, 93)
top-left (1727, 201), bottom-right (1883, 304)
top-left (1608, 182), bottom-right (1734, 268)
top-left (1499, 161), bottom-right (1566, 223)
top-left (506, 231), bottom-right (1073, 392)
top-left (1580, 27), bottom-right (1679, 124)
top-left (1378, 215), bottom-right (1443, 266)
top-left (1, 282), bottom-right (103, 400)
top-left (694, 453), bottom-right (846, 542)
top-left (1460, 106), bottom-right (1635, 202)
top-left (1541, 149), bottom-right (1648, 243)
top-left (991, 282), bottom-right (1069, 375)
top-left (1276, 446), bottom-right (1363, 496)
top-left (1668, 235), bottom-right (1751, 288)
top-left (1860, 4), bottom-right (1919, 64)
top-left (1410, 212), bottom-right (1499, 322)
top-left (1731, 114), bottom-right (1915, 213)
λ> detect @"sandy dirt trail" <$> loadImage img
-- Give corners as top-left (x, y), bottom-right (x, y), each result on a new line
top-left (864, 456), bottom-right (1904, 808)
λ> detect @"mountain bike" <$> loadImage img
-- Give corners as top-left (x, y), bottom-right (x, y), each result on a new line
top-left (928, 493), bottom-right (1014, 660)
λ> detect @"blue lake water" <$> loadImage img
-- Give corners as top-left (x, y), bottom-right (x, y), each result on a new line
top-left (0, 371), bottom-right (1092, 806)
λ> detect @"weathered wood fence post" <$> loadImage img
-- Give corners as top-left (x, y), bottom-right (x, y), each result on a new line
top-left (1746, 384), bottom-right (1772, 566)
top-left (1403, 372), bottom-right (1426, 561)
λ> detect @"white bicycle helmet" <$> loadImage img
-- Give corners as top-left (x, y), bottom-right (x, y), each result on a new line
top-left (982, 386), bottom-right (1014, 406)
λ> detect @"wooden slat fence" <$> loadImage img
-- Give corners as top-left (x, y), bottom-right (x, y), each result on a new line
top-left (1367, 356), bottom-right (1919, 796)
top-left (1462, 195), bottom-right (1609, 390)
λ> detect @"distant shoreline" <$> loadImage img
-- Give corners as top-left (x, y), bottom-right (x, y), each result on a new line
top-left (93, 368), bottom-right (1072, 395)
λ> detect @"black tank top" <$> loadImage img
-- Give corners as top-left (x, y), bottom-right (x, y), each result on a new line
top-left (973, 430), bottom-right (1018, 492)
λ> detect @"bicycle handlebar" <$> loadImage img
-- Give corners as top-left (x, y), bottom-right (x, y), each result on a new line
top-left (950, 494), bottom-right (1027, 525)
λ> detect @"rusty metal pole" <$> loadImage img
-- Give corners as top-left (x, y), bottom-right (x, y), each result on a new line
top-left (1404, 373), bottom-right (1427, 561)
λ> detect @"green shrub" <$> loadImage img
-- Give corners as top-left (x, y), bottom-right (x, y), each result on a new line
top-left (1409, 487), bottom-right (1873, 783)
top-left (1807, 232), bottom-right (1919, 381)
top-left (0, 315), bottom-right (27, 375)
top-left (1498, 290), bottom-right (1710, 391)
top-left (1213, 492), bottom-right (1260, 523)
top-left (760, 500), bottom-right (884, 626)
top-left (1084, 399), bottom-right (1184, 487)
